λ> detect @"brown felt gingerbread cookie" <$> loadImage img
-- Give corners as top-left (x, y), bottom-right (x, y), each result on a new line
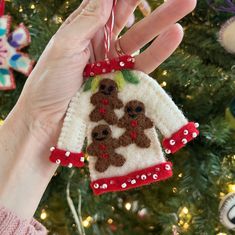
top-left (89, 79), bottom-right (123, 125)
top-left (118, 100), bottom-right (154, 148)
top-left (87, 124), bottom-right (126, 173)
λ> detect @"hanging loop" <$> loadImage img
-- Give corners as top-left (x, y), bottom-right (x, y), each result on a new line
top-left (0, 0), bottom-right (5, 16)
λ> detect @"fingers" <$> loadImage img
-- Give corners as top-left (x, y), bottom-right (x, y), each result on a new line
top-left (119, 0), bottom-right (196, 55)
top-left (113, 0), bottom-right (140, 37)
top-left (60, 0), bottom-right (90, 29)
top-left (135, 23), bottom-right (184, 74)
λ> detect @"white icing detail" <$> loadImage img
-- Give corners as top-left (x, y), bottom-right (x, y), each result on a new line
top-left (192, 132), bottom-right (198, 138)
top-left (165, 164), bottom-right (171, 170)
top-left (55, 159), bottom-right (61, 164)
top-left (165, 149), bottom-right (171, 154)
top-left (170, 140), bottom-right (175, 145)
top-left (121, 183), bottom-right (127, 188)
top-left (131, 180), bottom-right (136, 184)
top-left (195, 123), bottom-right (199, 128)
top-left (65, 151), bottom-right (70, 157)
top-left (153, 174), bottom-right (158, 180)
top-left (80, 157), bottom-right (85, 162)
top-left (141, 175), bottom-right (147, 180)
top-left (50, 147), bottom-right (55, 152)
top-left (184, 130), bottom-right (189, 135)
top-left (94, 183), bottom-right (99, 189)
top-left (68, 163), bottom-right (73, 168)
top-left (96, 63), bottom-right (101, 67)
top-left (182, 138), bottom-right (188, 144)
top-left (102, 184), bottom-right (108, 189)
top-left (102, 69), bottom-right (106, 73)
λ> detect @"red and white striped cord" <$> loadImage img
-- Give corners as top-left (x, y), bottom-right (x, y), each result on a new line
top-left (0, 0), bottom-right (5, 16)
top-left (104, 0), bottom-right (117, 59)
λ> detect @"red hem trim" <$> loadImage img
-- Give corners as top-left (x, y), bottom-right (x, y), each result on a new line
top-left (162, 122), bottom-right (199, 154)
top-left (91, 162), bottom-right (173, 195)
top-left (83, 55), bottom-right (135, 77)
top-left (49, 147), bottom-right (85, 168)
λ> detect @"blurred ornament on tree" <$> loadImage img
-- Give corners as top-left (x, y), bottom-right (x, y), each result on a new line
top-left (219, 17), bottom-right (235, 54)
top-left (225, 98), bottom-right (235, 129)
top-left (0, 0), bottom-right (33, 90)
top-left (219, 192), bottom-right (235, 230)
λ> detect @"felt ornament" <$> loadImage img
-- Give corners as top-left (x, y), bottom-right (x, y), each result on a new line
top-left (219, 192), bottom-right (235, 230)
top-left (49, 1), bottom-right (199, 195)
top-left (49, 55), bottom-right (199, 195)
top-left (219, 17), bottom-right (235, 54)
top-left (0, 0), bottom-right (33, 90)
top-left (225, 98), bottom-right (235, 130)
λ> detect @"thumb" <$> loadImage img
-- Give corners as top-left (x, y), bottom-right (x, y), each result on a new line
top-left (64, 0), bottom-right (113, 43)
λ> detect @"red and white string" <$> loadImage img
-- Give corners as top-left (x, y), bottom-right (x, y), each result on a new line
top-left (104, 0), bottom-right (117, 59)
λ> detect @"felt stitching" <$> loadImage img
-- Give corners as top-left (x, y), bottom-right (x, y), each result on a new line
top-left (87, 124), bottom-right (126, 173)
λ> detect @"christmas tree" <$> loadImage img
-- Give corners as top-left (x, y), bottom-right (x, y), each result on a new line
top-left (0, 0), bottom-right (235, 234)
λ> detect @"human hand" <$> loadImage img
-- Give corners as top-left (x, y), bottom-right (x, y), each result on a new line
top-left (17, 0), bottom-right (197, 146)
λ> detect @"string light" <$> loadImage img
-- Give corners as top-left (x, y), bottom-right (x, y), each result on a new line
top-left (178, 207), bottom-right (191, 231)
top-left (161, 81), bottom-right (167, 87)
top-left (30, 4), bottom-right (36, 10)
top-left (172, 187), bottom-right (178, 193)
top-left (19, 6), bottom-right (23, 12)
top-left (228, 184), bottom-right (235, 192)
top-left (107, 218), bottom-right (113, 224)
top-left (178, 173), bottom-right (183, 178)
top-left (125, 202), bottom-right (132, 211)
top-left (40, 209), bottom-right (47, 220)
top-left (162, 70), bottom-right (168, 76)
top-left (0, 119), bottom-right (4, 126)
top-left (82, 216), bottom-right (93, 228)
top-left (217, 233), bottom-right (227, 235)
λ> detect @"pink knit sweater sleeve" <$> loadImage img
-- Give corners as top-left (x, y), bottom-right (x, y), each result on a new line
top-left (0, 206), bottom-right (48, 235)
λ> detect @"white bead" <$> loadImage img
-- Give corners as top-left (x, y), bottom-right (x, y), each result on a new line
top-left (102, 184), bottom-right (108, 189)
top-left (192, 132), bottom-right (198, 138)
top-left (165, 164), bottom-right (171, 170)
top-left (102, 69), bottom-right (106, 73)
top-left (68, 163), bottom-right (73, 168)
top-left (141, 174), bottom-right (147, 180)
top-left (131, 179), bottom-right (136, 184)
top-left (90, 72), bottom-right (94, 76)
top-left (153, 174), bottom-right (158, 180)
top-left (184, 130), bottom-right (189, 135)
top-left (50, 147), bottom-right (55, 152)
top-left (55, 159), bottom-right (61, 164)
top-left (120, 62), bottom-right (125, 67)
top-left (195, 123), bottom-right (199, 128)
top-left (165, 149), bottom-right (171, 154)
top-left (94, 183), bottom-right (99, 189)
top-left (65, 151), bottom-right (70, 157)
top-left (121, 183), bottom-right (127, 188)
top-left (182, 138), bottom-right (187, 144)
top-left (96, 63), bottom-right (101, 67)
top-left (127, 58), bottom-right (132, 62)
top-left (170, 140), bottom-right (175, 146)
top-left (80, 157), bottom-right (85, 162)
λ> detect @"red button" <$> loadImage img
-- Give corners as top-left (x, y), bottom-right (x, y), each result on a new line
top-left (99, 108), bottom-right (106, 114)
top-left (102, 99), bottom-right (109, 105)
top-left (100, 153), bottom-right (109, 159)
top-left (131, 120), bottom-right (138, 127)
top-left (99, 144), bottom-right (107, 150)
top-left (130, 131), bottom-right (137, 140)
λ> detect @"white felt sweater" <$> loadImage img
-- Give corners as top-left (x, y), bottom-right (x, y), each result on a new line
top-left (56, 70), bottom-right (188, 182)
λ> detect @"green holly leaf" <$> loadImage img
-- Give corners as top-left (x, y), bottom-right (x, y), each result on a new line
top-left (83, 77), bottom-right (93, 91)
top-left (122, 70), bottom-right (140, 84)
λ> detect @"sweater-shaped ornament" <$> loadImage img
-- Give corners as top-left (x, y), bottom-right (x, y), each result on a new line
top-left (49, 55), bottom-right (199, 195)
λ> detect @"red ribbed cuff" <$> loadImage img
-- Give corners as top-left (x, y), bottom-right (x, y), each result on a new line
top-left (83, 55), bottom-right (135, 77)
top-left (91, 162), bottom-right (173, 195)
top-left (162, 122), bottom-right (199, 154)
top-left (49, 147), bottom-right (85, 168)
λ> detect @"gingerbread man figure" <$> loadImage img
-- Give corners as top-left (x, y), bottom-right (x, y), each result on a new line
top-left (118, 100), bottom-right (154, 148)
top-left (89, 79), bottom-right (123, 125)
top-left (87, 124), bottom-right (126, 173)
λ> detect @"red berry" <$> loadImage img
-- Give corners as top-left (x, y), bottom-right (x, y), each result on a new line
top-left (102, 99), bottom-right (109, 105)
top-left (99, 144), bottom-right (107, 150)
top-left (99, 108), bottom-right (106, 114)
top-left (101, 153), bottom-right (109, 159)
top-left (131, 120), bottom-right (138, 127)
top-left (130, 131), bottom-right (137, 140)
